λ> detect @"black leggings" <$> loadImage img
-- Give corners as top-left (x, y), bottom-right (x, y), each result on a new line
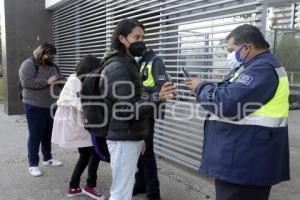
top-left (69, 147), bottom-right (100, 188)
top-left (215, 179), bottom-right (271, 200)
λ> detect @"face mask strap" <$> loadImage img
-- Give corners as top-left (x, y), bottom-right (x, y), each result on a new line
top-left (236, 44), bottom-right (252, 64)
top-left (235, 46), bottom-right (244, 62)
top-left (241, 44), bottom-right (251, 64)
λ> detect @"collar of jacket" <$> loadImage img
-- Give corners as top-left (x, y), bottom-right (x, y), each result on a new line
top-left (139, 49), bottom-right (156, 64)
top-left (103, 49), bottom-right (138, 69)
top-left (102, 49), bottom-right (119, 62)
top-left (243, 50), bottom-right (270, 68)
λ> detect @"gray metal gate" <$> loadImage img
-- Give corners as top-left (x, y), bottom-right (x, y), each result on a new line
top-left (268, 1), bottom-right (300, 30)
top-left (51, 0), bottom-right (267, 171)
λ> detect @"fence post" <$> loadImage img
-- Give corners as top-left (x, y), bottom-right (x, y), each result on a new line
top-left (260, 0), bottom-right (270, 35)
top-left (273, 28), bottom-right (278, 56)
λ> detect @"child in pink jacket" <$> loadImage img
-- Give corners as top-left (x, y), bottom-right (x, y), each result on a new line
top-left (52, 55), bottom-right (105, 200)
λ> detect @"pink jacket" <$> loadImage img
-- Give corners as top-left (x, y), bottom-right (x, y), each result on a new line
top-left (51, 74), bottom-right (92, 148)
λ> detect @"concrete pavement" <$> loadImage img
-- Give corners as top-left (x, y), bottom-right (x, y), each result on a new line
top-left (0, 104), bottom-right (299, 200)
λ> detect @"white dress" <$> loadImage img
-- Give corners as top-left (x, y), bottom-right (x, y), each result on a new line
top-left (51, 74), bottom-right (92, 148)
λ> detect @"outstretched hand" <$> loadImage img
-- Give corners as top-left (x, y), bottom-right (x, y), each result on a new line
top-left (159, 82), bottom-right (176, 101)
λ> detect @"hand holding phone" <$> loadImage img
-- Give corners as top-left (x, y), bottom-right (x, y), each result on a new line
top-left (182, 67), bottom-right (190, 77)
top-left (159, 82), bottom-right (176, 101)
top-left (165, 72), bottom-right (174, 85)
top-left (53, 76), bottom-right (66, 85)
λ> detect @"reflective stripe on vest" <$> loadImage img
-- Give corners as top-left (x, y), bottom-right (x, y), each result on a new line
top-left (209, 66), bottom-right (289, 128)
top-left (209, 114), bottom-right (288, 128)
top-left (140, 60), bottom-right (155, 87)
top-left (229, 66), bottom-right (245, 82)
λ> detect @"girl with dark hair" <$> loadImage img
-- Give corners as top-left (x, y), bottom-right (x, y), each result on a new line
top-left (52, 55), bottom-right (105, 200)
top-left (19, 43), bottom-right (63, 177)
top-left (99, 18), bottom-right (176, 200)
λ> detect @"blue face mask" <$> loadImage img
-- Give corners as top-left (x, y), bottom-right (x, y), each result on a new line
top-left (235, 46), bottom-right (249, 63)
top-left (227, 51), bottom-right (242, 70)
top-left (235, 46), bottom-right (244, 62)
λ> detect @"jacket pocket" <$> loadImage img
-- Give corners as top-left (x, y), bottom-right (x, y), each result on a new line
top-left (252, 126), bottom-right (273, 145)
top-left (205, 121), bottom-right (236, 167)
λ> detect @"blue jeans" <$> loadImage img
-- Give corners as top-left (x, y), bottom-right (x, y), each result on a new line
top-left (24, 104), bottom-right (53, 167)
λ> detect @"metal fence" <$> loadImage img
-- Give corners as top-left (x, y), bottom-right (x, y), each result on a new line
top-left (272, 29), bottom-right (300, 108)
top-left (51, 0), bottom-right (267, 171)
top-left (267, 1), bottom-right (300, 30)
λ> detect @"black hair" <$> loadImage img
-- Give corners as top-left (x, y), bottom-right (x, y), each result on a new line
top-left (33, 43), bottom-right (57, 64)
top-left (41, 43), bottom-right (57, 54)
top-left (76, 55), bottom-right (101, 77)
top-left (226, 24), bottom-right (270, 49)
top-left (110, 18), bottom-right (145, 54)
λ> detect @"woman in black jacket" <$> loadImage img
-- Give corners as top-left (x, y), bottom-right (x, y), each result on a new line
top-left (100, 19), bottom-right (175, 200)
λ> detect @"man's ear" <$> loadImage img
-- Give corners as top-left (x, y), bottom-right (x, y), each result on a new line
top-left (245, 43), bottom-right (252, 50)
top-left (242, 43), bottom-right (251, 54)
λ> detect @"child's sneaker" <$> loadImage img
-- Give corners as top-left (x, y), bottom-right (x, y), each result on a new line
top-left (67, 188), bottom-right (83, 197)
top-left (42, 159), bottom-right (63, 167)
top-left (82, 185), bottom-right (105, 200)
top-left (29, 167), bottom-right (42, 177)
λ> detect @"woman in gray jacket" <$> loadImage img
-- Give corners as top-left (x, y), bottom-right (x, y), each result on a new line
top-left (19, 43), bottom-right (63, 177)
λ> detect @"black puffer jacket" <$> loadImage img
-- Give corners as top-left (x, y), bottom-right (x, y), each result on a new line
top-left (100, 51), bottom-right (159, 141)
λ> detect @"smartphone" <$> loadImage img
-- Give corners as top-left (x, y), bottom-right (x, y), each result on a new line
top-left (182, 67), bottom-right (190, 77)
top-left (165, 72), bottom-right (174, 85)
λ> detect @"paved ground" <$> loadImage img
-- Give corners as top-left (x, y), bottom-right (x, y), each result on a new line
top-left (0, 104), bottom-right (299, 200)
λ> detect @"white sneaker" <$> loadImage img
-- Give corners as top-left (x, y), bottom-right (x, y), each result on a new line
top-left (29, 167), bottom-right (42, 177)
top-left (42, 159), bottom-right (63, 167)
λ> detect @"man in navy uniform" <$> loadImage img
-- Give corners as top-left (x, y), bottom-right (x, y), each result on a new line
top-left (186, 24), bottom-right (290, 200)
top-left (133, 48), bottom-right (167, 200)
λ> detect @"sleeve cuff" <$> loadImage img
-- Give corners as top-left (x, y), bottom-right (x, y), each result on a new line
top-left (195, 81), bottom-right (212, 95)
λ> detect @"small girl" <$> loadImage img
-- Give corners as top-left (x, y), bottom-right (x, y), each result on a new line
top-left (52, 55), bottom-right (105, 200)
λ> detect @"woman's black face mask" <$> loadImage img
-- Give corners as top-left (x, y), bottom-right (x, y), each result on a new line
top-left (128, 41), bottom-right (146, 57)
top-left (44, 58), bottom-right (54, 66)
